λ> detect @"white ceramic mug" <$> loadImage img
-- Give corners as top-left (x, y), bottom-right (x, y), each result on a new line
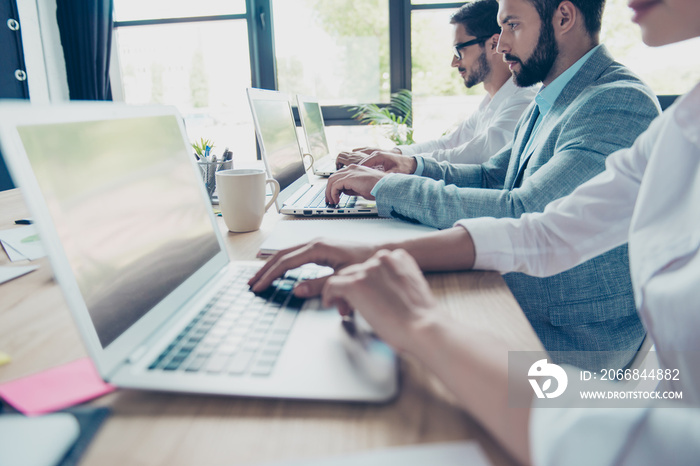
top-left (215, 169), bottom-right (280, 232)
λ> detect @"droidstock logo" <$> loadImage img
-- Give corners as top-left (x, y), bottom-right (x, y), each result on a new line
top-left (528, 359), bottom-right (568, 399)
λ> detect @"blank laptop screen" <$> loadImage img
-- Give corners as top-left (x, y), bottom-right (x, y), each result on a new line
top-left (248, 98), bottom-right (306, 191)
top-left (299, 101), bottom-right (330, 160)
top-left (17, 115), bottom-right (221, 348)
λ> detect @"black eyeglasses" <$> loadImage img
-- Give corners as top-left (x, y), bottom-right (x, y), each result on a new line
top-left (453, 36), bottom-right (492, 60)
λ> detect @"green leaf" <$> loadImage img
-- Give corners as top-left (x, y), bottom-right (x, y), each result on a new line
top-left (345, 89), bottom-right (415, 145)
top-left (191, 137), bottom-right (215, 156)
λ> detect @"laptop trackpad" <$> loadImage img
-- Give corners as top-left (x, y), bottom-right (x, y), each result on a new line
top-left (273, 301), bottom-right (398, 401)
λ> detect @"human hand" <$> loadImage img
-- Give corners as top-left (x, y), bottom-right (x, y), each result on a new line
top-left (322, 249), bottom-right (438, 354)
top-left (360, 151), bottom-right (417, 174)
top-left (248, 239), bottom-right (378, 297)
top-left (352, 146), bottom-right (402, 156)
top-left (336, 151), bottom-right (366, 169)
top-left (325, 164), bottom-right (385, 204)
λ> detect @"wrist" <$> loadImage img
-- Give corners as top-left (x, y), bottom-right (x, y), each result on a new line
top-left (406, 156), bottom-right (418, 174)
top-left (401, 312), bottom-right (445, 361)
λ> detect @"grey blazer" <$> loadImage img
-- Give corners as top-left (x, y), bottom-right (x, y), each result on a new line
top-left (374, 46), bottom-right (661, 370)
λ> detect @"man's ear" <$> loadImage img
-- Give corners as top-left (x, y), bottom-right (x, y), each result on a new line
top-left (489, 33), bottom-right (500, 53)
top-left (554, 1), bottom-right (577, 35)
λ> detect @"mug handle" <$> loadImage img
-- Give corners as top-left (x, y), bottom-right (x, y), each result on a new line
top-left (264, 178), bottom-right (281, 212)
top-left (302, 153), bottom-right (314, 171)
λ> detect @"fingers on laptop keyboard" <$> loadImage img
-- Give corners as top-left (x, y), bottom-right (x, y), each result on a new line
top-left (250, 247), bottom-right (326, 293)
top-left (249, 244), bottom-right (308, 290)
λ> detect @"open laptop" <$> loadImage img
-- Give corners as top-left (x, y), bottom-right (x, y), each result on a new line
top-left (246, 88), bottom-right (377, 217)
top-left (296, 95), bottom-right (336, 177)
top-left (0, 102), bottom-right (397, 402)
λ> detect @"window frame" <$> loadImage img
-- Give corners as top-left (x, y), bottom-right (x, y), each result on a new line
top-left (112, 1), bottom-right (679, 127)
top-left (111, 0), bottom-right (468, 126)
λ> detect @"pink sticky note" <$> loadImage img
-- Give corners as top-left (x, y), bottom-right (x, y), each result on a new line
top-left (0, 357), bottom-right (116, 415)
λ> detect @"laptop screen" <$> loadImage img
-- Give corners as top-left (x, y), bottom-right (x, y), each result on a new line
top-left (16, 115), bottom-right (221, 348)
top-left (248, 97), bottom-right (306, 192)
top-left (298, 100), bottom-right (330, 160)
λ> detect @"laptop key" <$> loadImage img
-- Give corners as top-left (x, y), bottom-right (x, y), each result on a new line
top-left (250, 359), bottom-right (275, 376)
top-left (205, 353), bottom-right (231, 374)
top-left (273, 310), bottom-right (296, 326)
top-left (243, 338), bottom-right (263, 351)
top-left (286, 295), bottom-right (304, 310)
top-left (228, 350), bottom-right (256, 374)
top-left (184, 355), bottom-right (208, 372)
top-left (148, 355), bottom-right (166, 370)
top-left (265, 334), bottom-right (287, 346)
top-left (163, 358), bottom-right (184, 371)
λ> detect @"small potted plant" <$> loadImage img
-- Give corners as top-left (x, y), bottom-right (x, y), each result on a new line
top-left (347, 89), bottom-right (415, 146)
top-left (191, 137), bottom-right (233, 203)
top-left (191, 137), bottom-right (215, 161)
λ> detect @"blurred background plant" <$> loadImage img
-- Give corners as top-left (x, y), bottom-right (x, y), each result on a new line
top-left (348, 89), bottom-right (414, 146)
top-left (191, 137), bottom-right (215, 158)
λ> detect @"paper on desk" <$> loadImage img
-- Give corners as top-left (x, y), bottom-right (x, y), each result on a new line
top-left (0, 358), bottom-right (116, 416)
top-left (0, 226), bottom-right (46, 261)
top-left (259, 218), bottom-right (438, 256)
top-left (1, 240), bottom-right (27, 261)
top-left (0, 413), bottom-right (80, 466)
top-left (258, 441), bottom-right (493, 466)
top-left (0, 265), bottom-right (38, 285)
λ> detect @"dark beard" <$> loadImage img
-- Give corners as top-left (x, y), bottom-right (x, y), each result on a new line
top-left (464, 50), bottom-right (490, 88)
top-left (506, 20), bottom-right (558, 87)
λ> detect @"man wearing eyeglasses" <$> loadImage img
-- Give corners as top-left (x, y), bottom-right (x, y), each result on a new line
top-left (285, 0), bottom-right (664, 370)
top-left (337, 0), bottom-right (536, 167)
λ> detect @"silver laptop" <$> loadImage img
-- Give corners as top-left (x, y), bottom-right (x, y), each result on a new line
top-left (246, 88), bottom-right (378, 217)
top-left (296, 95), bottom-right (336, 177)
top-left (0, 101), bottom-right (397, 402)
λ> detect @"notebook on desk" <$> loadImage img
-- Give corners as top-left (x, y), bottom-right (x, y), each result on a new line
top-left (296, 95), bottom-right (337, 177)
top-left (247, 88), bottom-right (378, 217)
top-left (0, 102), bottom-right (397, 402)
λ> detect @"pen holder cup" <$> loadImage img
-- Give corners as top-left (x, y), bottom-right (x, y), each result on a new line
top-left (198, 160), bottom-right (233, 204)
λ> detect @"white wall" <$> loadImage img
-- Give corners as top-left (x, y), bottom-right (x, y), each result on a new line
top-left (16, 0), bottom-right (69, 102)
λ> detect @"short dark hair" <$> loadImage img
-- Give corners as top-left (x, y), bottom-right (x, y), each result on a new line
top-left (450, 0), bottom-right (501, 39)
top-left (527, 0), bottom-right (606, 36)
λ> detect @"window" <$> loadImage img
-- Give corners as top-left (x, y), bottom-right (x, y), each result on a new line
top-left (112, 1), bottom-right (256, 163)
top-left (601, 0), bottom-right (700, 95)
top-left (109, 0), bottom-right (697, 161)
top-left (411, 5), bottom-right (485, 142)
top-left (272, 0), bottom-right (391, 105)
top-left (113, 0), bottom-right (246, 21)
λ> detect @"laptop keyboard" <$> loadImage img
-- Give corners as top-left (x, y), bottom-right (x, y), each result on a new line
top-left (148, 266), bottom-right (318, 377)
top-left (305, 187), bottom-right (356, 209)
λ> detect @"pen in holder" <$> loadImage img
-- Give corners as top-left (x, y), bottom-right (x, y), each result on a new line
top-left (198, 157), bottom-right (233, 204)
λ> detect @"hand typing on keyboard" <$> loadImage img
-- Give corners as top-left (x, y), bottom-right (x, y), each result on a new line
top-left (323, 249), bottom-right (437, 355)
top-left (324, 165), bottom-right (382, 205)
top-left (150, 266), bottom-right (315, 377)
top-left (248, 239), bottom-right (377, 297)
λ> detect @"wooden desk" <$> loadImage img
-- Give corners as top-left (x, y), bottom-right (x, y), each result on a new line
top-left (0, 188), bottom-right (542, 466)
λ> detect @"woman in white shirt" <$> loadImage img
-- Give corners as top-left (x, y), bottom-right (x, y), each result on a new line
top-left (250, 1), bottom-right (700, 464)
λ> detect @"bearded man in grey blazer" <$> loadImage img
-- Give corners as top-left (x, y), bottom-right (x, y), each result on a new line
top-left (299, 0), bottom-right (661, 370)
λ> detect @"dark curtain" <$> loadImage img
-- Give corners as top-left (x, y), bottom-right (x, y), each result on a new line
top-left (56, 0), bottom-right (113, 100)
top-left (0, 0), bottom-right (29, 190)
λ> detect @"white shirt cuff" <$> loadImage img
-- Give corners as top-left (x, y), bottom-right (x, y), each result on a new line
top-left (455, 218), bottom-right (516, 272)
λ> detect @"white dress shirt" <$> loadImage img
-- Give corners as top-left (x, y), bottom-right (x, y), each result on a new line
top-left (396, 79), bottom-right (536, 164)
top-left (457, 81), bottom-right (700, 465)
